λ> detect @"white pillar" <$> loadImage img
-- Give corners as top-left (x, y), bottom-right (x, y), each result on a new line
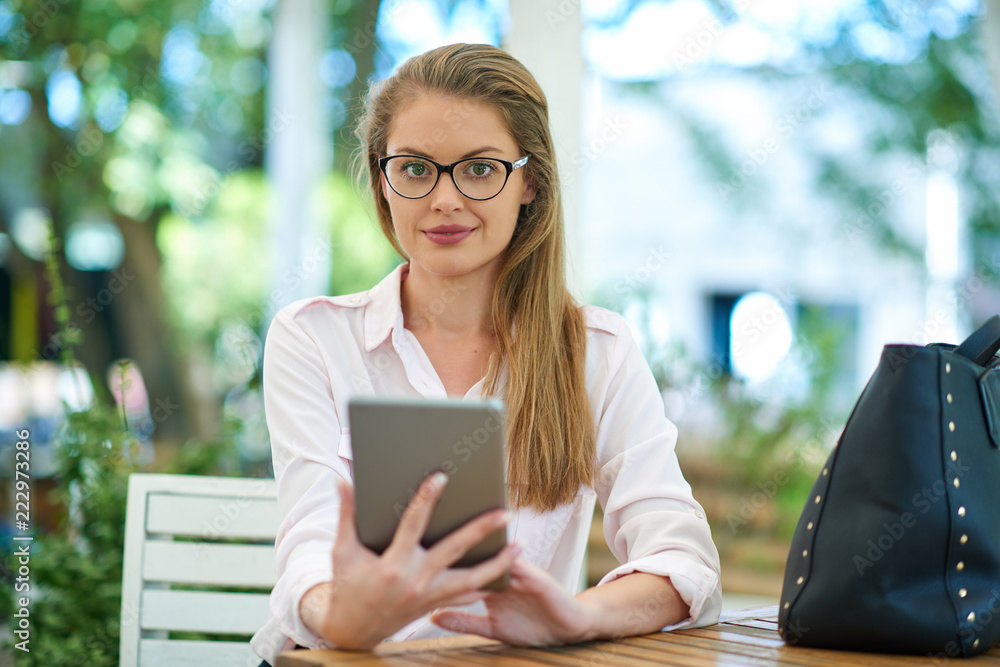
top-left (983, 1), bottom-right (1000, 105)
top-left (504, 1), bottom-right (584, 300)
top-left (925, 132), bottom-right (965, 343)
top-left (264, 0), bottom-right (332, 329)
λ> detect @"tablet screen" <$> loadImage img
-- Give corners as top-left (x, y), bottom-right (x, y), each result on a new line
top-left (348, 397), bottom-right (508, 576)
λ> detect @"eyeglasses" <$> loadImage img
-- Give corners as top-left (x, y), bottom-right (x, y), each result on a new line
top-left (378, 154), bottom-right (531, 201)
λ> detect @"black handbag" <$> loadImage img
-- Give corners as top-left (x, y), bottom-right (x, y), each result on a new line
top-left (778, 315), bottom-right (1000, 657)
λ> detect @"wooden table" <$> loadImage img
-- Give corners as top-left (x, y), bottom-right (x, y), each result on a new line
top-left (276, 605), bottom-right (1000, 666)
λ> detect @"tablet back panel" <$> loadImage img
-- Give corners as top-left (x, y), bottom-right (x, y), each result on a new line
top-left (348, 397), bottom-right (506, 568)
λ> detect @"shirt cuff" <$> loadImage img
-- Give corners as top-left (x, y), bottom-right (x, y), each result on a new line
top-left (275, 554), bottom-right (338, 649)
top-left (596, 552), bottom-right (722, 630)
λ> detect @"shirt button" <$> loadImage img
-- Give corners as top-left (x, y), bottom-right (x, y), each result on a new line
top-left (350, 296), bottom-right (361, 304)
top-left (695, 510), bottom-right (705, 519)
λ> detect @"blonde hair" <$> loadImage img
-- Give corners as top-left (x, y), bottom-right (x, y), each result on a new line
top-left (355, 43), bottom-right (595, 510)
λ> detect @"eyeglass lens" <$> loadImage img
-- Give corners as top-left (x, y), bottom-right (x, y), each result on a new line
top-left (384, 157), bottom-right (508, 199)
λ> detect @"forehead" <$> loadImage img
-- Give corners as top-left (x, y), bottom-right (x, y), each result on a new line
top-left (386, 94), bottom-right (517, 159)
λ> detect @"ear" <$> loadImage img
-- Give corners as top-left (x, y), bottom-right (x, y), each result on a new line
top-left (381, 172), bottom-right (391, 200)
top-left (520, 180), bottom-right (536, 206)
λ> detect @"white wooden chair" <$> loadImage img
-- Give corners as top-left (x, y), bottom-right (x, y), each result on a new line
top-left (119, 473), bottom-right (279, 667)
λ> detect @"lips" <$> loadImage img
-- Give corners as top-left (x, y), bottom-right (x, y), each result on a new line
top-left (423, 225), bottom-right (475, 246)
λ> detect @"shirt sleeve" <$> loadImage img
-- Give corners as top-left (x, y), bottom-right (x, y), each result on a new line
top-left (591, 313), bottom-right (723, 630)
top-left (261, 306), bottom-right (349, 650)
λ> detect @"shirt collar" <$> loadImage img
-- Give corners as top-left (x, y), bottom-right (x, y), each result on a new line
top-left (364, 263), bottom-right (408, 352)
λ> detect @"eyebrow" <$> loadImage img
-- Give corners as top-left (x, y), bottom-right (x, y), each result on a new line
top-left (392, 146), bottom-right (506, 161)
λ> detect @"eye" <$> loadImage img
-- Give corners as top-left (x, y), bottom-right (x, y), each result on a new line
top-left (465, 161), bottom-right (499, 178)
top-left (402, 161), bottom-right (430, 177)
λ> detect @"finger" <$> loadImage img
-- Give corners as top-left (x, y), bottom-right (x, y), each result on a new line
top-left (388, 471), bottom-right (449, 551)
top-left (425, 508), bottom-right (510, 571)
top-left (332, 477), bottom-right (362, 557)
top-left (506, 555), bottom-right (555, 593)
top-left (441, 590), bottom-right (490, 607)
top-left (430, 610), bottom-right (491, 637)
top-left (432, 542), bottom-right (521, 601)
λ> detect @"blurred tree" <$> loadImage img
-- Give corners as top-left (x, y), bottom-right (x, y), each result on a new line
top-left (0, 0), bottom-right (398, 440)
top-left (0, 0), bottom-right (506, 442)
top-left (0, 0), bottom-right (272, 438)
top-left (330, 0), bottom-right (382, 174)
top-left (610, 1), bottom-right (1000, 269)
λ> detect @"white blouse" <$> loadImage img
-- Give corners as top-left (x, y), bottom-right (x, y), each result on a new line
top-left (250, 264), bottom-right (722, 664)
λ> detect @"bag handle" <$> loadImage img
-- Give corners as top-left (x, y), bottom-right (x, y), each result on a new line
top-left (954, 314), bottom-right (1000, 366)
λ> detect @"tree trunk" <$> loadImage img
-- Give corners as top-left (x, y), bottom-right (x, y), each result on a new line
top-left (333, 0), bottom-right (383, 175)
top-left (113, 214), bottom-right (218, 441)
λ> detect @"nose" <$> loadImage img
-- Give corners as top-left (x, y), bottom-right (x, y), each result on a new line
top-left (428, 169), bottom-right (464, 212)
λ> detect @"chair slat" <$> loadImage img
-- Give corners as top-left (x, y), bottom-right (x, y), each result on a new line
top-left (122, 474), bottom-right (279, 667)
top-left (139, 638), bottom-right (260, 667)
top-left (146, 493), bottom-right (279, 540)
top-left (141, 589), bottom-right (271, 634)
top-left (142, 541), bottom-right (276, 587)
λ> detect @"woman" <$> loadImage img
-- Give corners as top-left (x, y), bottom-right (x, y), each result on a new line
top-left (251, 43), bottom-right (721, 665)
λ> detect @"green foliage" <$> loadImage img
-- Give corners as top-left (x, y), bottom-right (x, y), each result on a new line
top-left (8, 405), bottom-right (138, 667)
top-left (323, 171), bottom-right (401, 296)
top-left (2, 409), bottom-right (239, 667)
top-left (1, 242), bottom-right (237, 666)
top-left (158, 169), bottom-right (399, 348)
top-left (0, 0), bottom-right (270, 223)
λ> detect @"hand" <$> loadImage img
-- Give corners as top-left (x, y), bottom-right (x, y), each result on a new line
top-left (300, 472), bottom-right (518, 650)
top-left (430, 556), bottom-right (598, 646)
top-left (431, 564), bottom-right (690, 646)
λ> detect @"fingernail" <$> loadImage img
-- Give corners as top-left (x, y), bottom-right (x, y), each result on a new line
top-left (501, 511), bottom-right (512, 524)
top-left (432, 471), bottom-right (449, 487)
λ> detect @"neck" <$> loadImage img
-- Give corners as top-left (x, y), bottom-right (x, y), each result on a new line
top-left (400, 263), bottom-right (497, 338)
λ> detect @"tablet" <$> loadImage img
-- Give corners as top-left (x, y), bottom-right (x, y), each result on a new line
top-left (347, 397), bottom-right (508, 588)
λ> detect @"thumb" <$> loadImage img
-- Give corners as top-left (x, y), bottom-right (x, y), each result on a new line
top-left (430, 610), bottom-right (491, 636)
top-left (333, 477), bottom-right (363, 557)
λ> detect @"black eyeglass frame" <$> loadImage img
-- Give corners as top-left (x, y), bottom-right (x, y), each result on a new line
top-left (377, 154), bottom-right (531, 201)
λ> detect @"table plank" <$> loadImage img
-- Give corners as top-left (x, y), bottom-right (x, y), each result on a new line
top-left (551, 640), bottom-right (738, 667)
top-left (276, 606), bottom-right (1000, 667)
top-left (660, 627), bottom-right (1000, 667)
top-left (620, 636), bottom-right (775, 667)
